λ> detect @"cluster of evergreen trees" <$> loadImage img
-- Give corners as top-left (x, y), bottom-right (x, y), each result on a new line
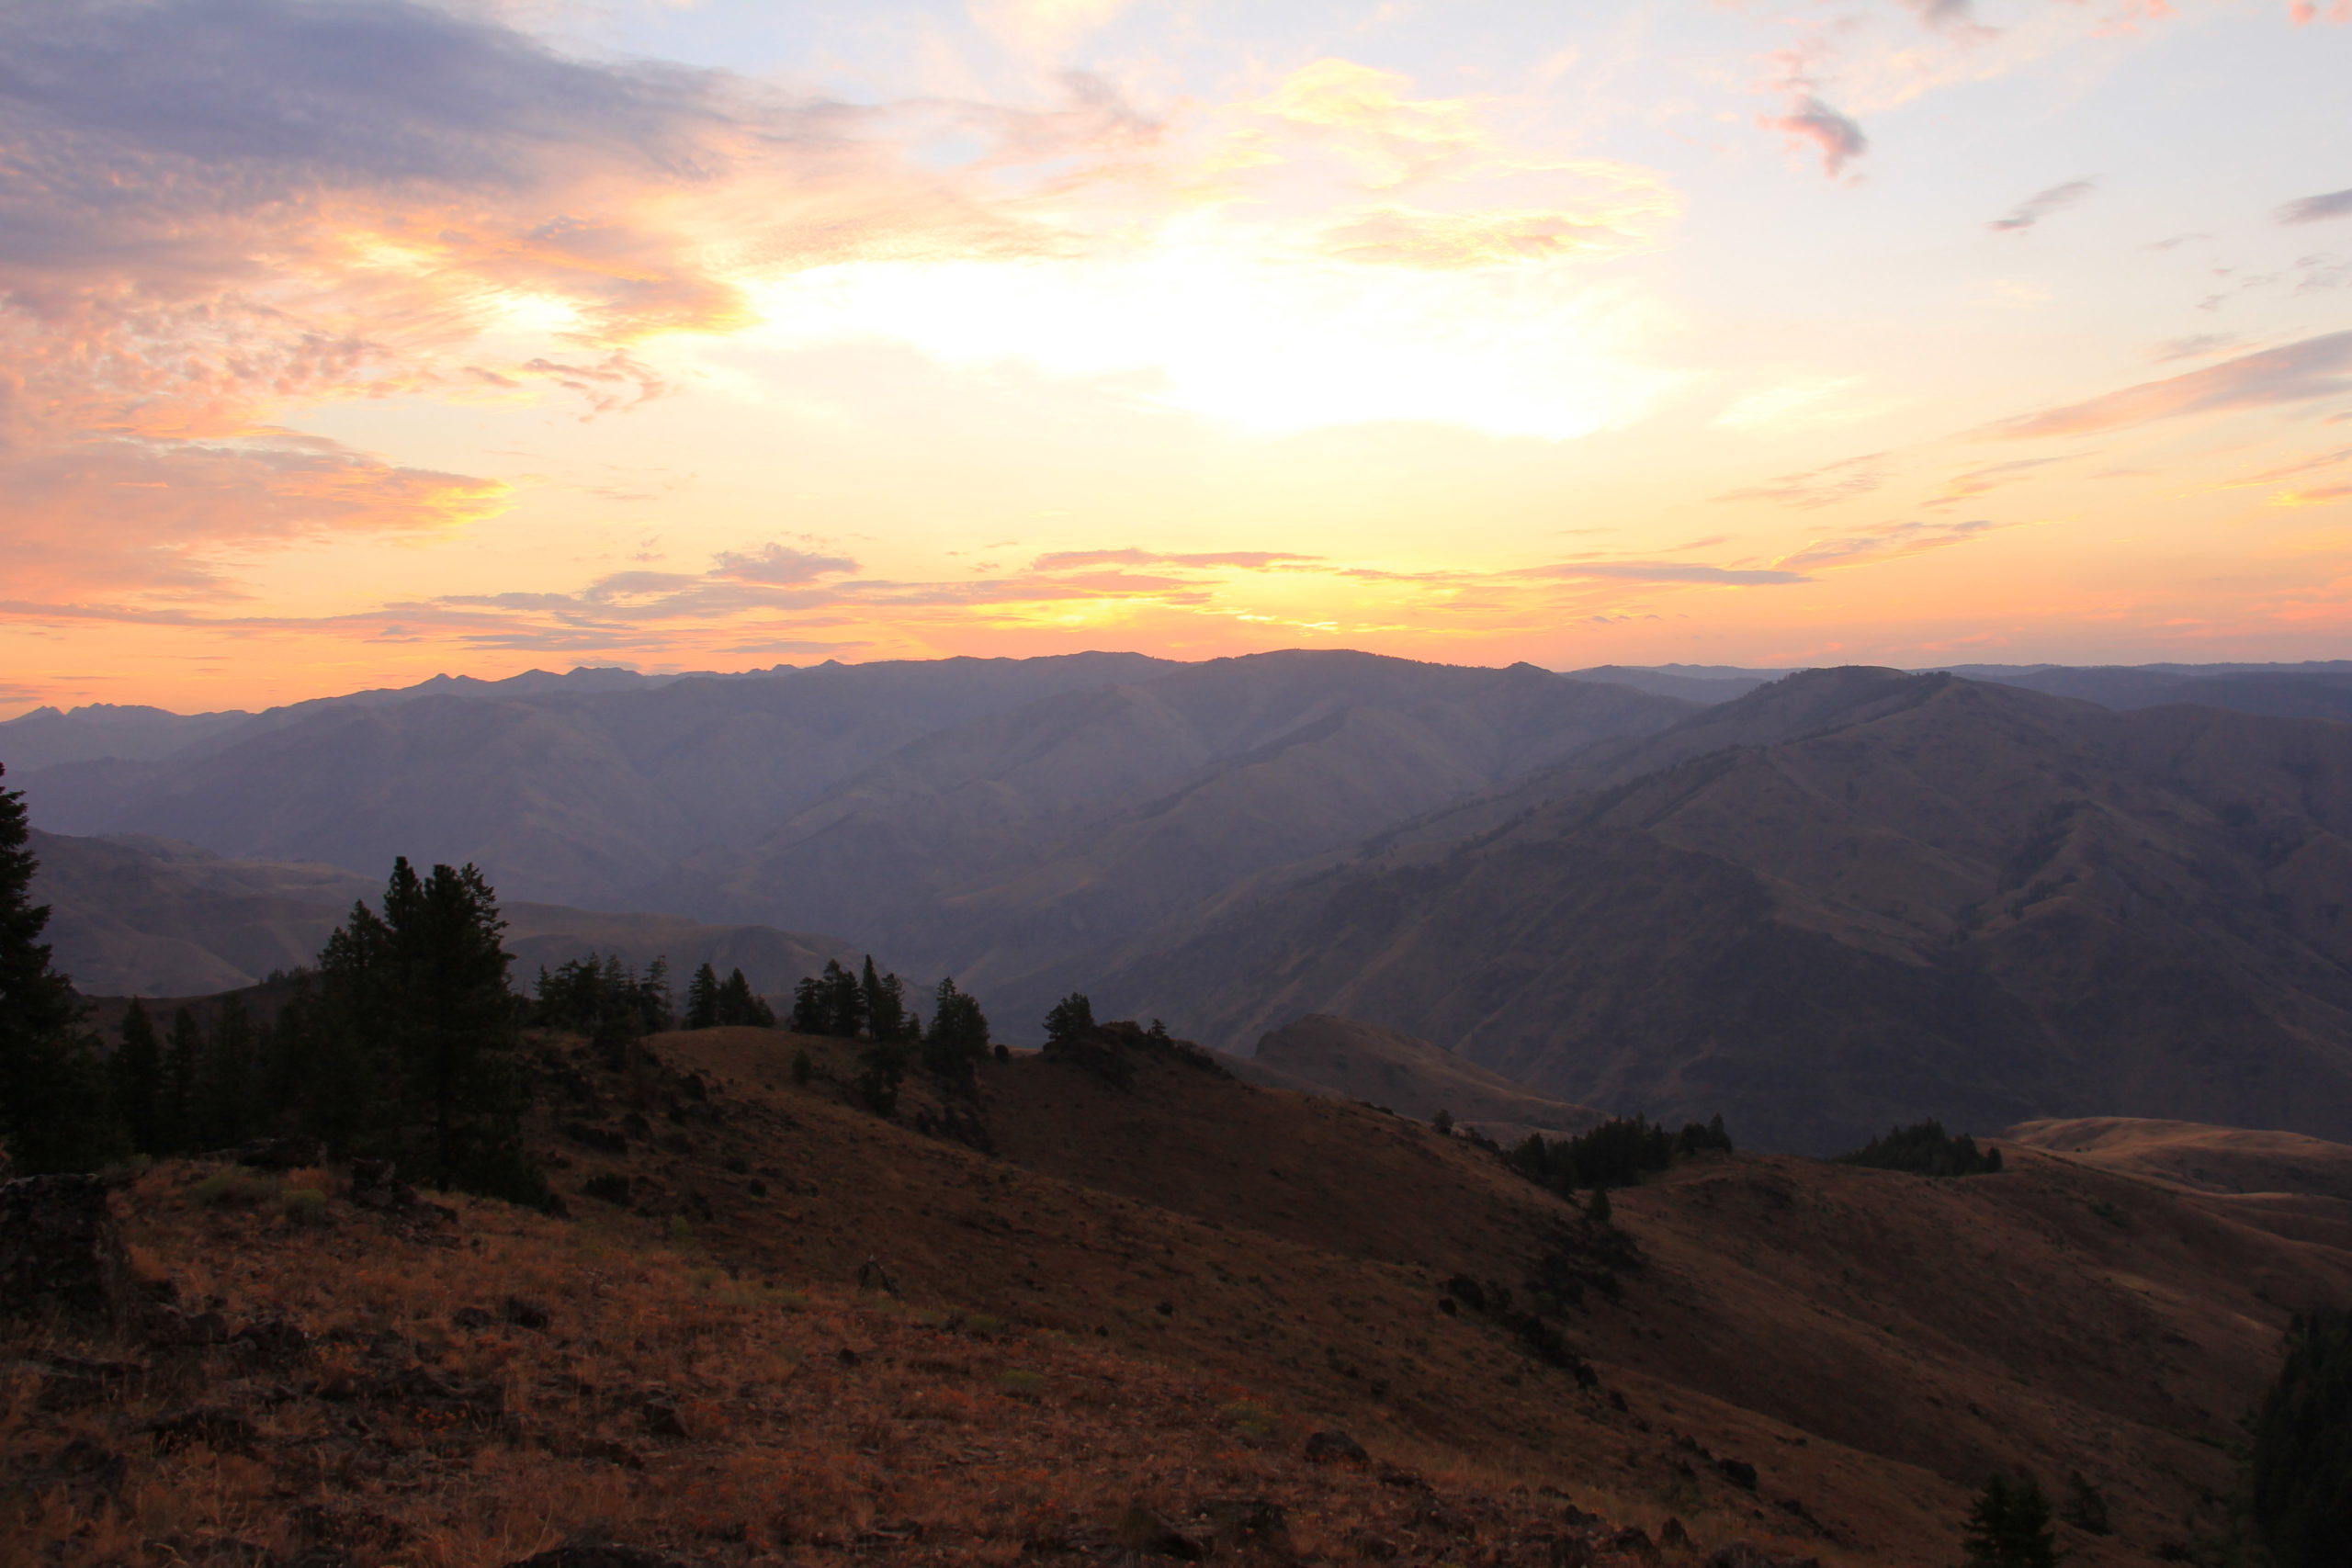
top-left (534, 953), bottom-right (672, 1041)
top-left (1502, 1113), bottom-right (1734, 1200)
top-left (788, 957), bottom-right (919, 1041)
top-left (0, 766), bottom-right (118, 1172)
top-left (1836, 1119), bottom-right (2004, 1177)
top-left (681, 963), bottom-right (774, 1029)
top-left (783, 958), bottom-right (992, 1110)
top-left (2249, 1306), bottom-right (2352, 1565)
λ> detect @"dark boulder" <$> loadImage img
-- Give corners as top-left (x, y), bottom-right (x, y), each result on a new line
top-left (1114, 1499), bottom-right (1206, 1560)
top-left (346, 1159), bottom-right (415, 1212)
top-left (1303, 1429), bottom-right (1371, 1466)
top-left (499, 1549), bottom-right (699, 1568)
top-left (144, 1405), bottom-right (260, 1455)
top-left (1203, 1497), bottom-right (1292, 1557)
top-left (0, 1174), bottom-right (133, 1327)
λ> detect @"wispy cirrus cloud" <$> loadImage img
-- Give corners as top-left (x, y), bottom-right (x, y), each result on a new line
top-left (1715, 453), bottom-right (1889, 510)
top-left (1988, 332), bottom-right (2352, 438)
top-left (1924, 457), bottom-right (2064, 507)
top-left (1029, 548), bottom-right (1323, 570)
top-left (2272, 482), bottom-right (2352, 506)
top-left (1988, 179), bottom-right (2096, 234)
top-left (1760, 94), bottom-right (1868, 179)
top-left (2278, 187), bottom-right (2352, 225)
top-left (1519, 561), bottom-right (1808, 585)
top-left (1774, 517), bottom-right (2007, 570)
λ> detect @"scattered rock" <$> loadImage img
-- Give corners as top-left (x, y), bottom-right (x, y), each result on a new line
top-left (0, 1173), bottom-right (134, 1327)
top-left (504, 1296), bottom-right (553, 1330)
top-left (144, 1303), bottom-right (231, 1348)
top-left (1376, 1464), bottom-right (1428, 1490)
top-left (642, 1394), bottom-right (690, 1438)
top-left (1705, 1546), bottom-right (1818, 1568)
top-left (836, 1347), bottom-right (862, 1368)
top-left (561, 1122), bottom-right (629, 1155)
top-left (583, 1174), bottom-right (633, 1207)
top-left (233, 1315), bottom-right (311, 1367)
top-left (1660, 1517), bottom-right (1691, 1547)
top-left (454, 1305), bottom-right (498, 1331)
top-left (1343, 1529), bottom-right (1398, 1560)
top-left (1203, 1497), bottom-right (1292, 1557)
top-left (1547, 1538), bottom-right (1594, 1568)
top-left (144, 1405), bottom-right (260, 1455)
top-left (500, 1548), bottom-right (698, 1568)
top-left (236, 1134), bottom-right (325, 1170)
top-left (1716, 1456), bottom-right (1758, 1491)
top-left (18, 1437), bottom-right (128, 1496)
top-left (1606, 1526), bottom-right (1660, 1564)
top-left (282, 1550), bottom-right (355, 1568)
top-left (579, 1438), bottom-right (648, 1470)
top-left (346, 1160), bottom-right (415, 1212)
top-left (1115, 1500), bottom-right (1206, 1560)
top-left (293, 1502), bottom-right (413, 1548)
top-left (1303, 1429), bottom-right (1371, 1466)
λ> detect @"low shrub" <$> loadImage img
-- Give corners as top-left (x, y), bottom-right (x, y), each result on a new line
top-left (190, 1168), bottom-right (278, 1208)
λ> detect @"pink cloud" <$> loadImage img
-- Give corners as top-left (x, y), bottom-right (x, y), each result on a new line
top-left (1988, 333), bottom-right (2352, 438)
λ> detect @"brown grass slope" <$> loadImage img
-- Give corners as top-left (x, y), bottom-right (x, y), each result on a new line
top-left (12, 1027), bottom-right (2341, 1566)
top-left (1238, 1016), bottom-right (1603, 1136)
top-left (1089, 668), bottom-right (2352, 1152)
top-left (543, 1025), bottom-right (2346, 1562)
top-left (9, 1163), bottom-right (1718, 1568)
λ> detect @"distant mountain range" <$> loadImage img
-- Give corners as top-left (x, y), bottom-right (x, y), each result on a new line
top-left (14, 650), bottom-right (2352, 1150)
top-left (1088, 667), bottom-right (2352, 1151)
top-left (29, 829), bottom-right (855, 1000)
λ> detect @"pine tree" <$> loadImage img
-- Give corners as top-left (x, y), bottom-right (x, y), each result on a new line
top-left (639, 955), bottom-right (672, 1032)
top-left (163, 1007), bottom-right (204, 1156)
top-left (316, 857), bottom-right (537, 1199)
top-left (113, 998), bottom-right (165, 1154)
top-left (0, 765), bottom-right (119, 1172)
top-left (860, 955), bottom-right (912, 1042)
top-left (202, 994), bottom-right (258, 1149)
top-left (922, 977), bottom-right (990, 1089)
top-left (2251, 1308), bottom-right (2352, 1567)
top-left (1961, 1472), bottom-right (2057, 1568)
top-left (686, 963), bottom-right (721, 1030)
top-left (822, 960), bottom-right (864, 1038)
top-left (789, 973), bottom-right (828, 1034)
top-left (715, 968), bottom-right (774, 1027)
top-left (1044, 992), bottom-right (1095, 1045)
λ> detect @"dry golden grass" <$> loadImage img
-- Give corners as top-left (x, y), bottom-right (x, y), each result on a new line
top-left (3, 1159), bottom-right (1791, 1568)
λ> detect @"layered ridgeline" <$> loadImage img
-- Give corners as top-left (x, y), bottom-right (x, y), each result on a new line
top-left (28, 829), bottom-right (855, 998)
top-left (1088, 668), bottom-right (2352, 1153)
top-left (17, 652), bottom-right (2352, 1152)
top-left (9, 651), bottom-right (1696, 996)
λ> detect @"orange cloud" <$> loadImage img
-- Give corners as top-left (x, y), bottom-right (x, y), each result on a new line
top-left (4, 437), bottom-right (506, 599)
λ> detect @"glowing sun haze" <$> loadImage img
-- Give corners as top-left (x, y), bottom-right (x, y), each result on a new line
top-left (4, 0), bottom-right (2350, 714)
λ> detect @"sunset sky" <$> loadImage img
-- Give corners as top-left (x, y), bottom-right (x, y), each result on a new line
top-left (5, 0), bottom-right (2351, 715)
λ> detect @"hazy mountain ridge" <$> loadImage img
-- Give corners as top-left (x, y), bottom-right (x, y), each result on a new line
top-left (27, 829), bottom-right (858, 998)
top-left (669, 652), bottom-right (1694, 994)
top-left (1083, 668), bottom-right (2352, 1151)
top-left (11, 653), bottom-right (1175, 908)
